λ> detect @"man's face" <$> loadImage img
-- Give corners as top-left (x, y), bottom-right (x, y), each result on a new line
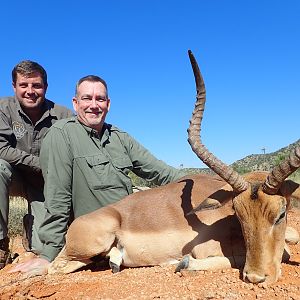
top-left (13, 72), bottom-right (47, 110)
top-left (73, 80), bottom-right (110, 132)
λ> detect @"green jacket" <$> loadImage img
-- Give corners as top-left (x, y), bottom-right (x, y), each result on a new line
top-left (0, 96), bottom-right (73, 173)
top-left (39, 117), bottom-right (184, 261)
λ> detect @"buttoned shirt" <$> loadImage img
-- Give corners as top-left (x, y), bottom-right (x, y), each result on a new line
top-left (38, 117), bottom-right (185, 261)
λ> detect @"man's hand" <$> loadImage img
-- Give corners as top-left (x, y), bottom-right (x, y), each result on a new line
top-left (9, 257), bottom-right (50, 277)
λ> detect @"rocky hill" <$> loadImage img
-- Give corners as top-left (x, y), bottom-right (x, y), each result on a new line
top-left (130, 139), bottom-right (300, 187)
top-left (231, 139), bottom-right (300, 173)
top-left (183, 139), bottom-right (300, 182)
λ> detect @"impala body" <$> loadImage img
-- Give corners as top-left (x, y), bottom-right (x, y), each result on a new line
top-left (49, 51), bottom-right (300, 284)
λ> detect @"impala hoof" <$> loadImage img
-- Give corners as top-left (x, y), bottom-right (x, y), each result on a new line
top-left (175, 255), bottom-right (190, 272)
top-left (109, 261), bottom-right (120, 273)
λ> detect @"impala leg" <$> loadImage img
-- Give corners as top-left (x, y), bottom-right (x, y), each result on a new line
top-left (108, 246), bottom-right (123, 273)
top-left (282, 243), bottom-right (291, 263)
top-left (48, 246), bottom-right (92, 274)
top-left (285, 226), bottom-right (299, 245)
top-left (175, 255), bottom-right (234, 272)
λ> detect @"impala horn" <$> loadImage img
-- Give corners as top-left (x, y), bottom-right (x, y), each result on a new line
top-left (262, 145), bottom-right (300, 194)
top-left (187, 50), bottom-right (248, 193)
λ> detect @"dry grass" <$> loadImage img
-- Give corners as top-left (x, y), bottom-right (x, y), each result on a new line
top-left (8, 196), bottom-right (27, 237)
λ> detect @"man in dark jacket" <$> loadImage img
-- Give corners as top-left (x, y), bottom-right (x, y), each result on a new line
top-left (0, 60), bottom-right (73, 269)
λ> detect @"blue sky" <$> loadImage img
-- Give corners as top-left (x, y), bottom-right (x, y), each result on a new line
top-left (0, 1), bottom-right (299, 168)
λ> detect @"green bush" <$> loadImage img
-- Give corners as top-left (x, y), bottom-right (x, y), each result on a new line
top-left (289, 169), bottom-right (300, 184)
top-left (232, 166), bottom-right (251, 175)
top-left (128, 171), bottom-right (158, 188)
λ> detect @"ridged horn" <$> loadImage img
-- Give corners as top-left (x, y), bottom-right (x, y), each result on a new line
top-left (262, 145), bottom-right (300, 194)
top-left (187, 50), bottom-right (248, 193)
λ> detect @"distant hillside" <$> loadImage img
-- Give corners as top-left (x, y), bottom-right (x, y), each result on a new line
top-left (183, 139), bottom-right (300, 183)
top-left (230, 139), bottom-right (300, 173)
top-left (130, 139), bottom-right (300, 187)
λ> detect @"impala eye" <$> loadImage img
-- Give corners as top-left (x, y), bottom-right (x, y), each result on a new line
top-left (275, 211), bottom-right (286, 225)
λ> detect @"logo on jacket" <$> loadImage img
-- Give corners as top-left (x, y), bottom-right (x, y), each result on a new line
top-left (12, 121), bottom-right (26, 139)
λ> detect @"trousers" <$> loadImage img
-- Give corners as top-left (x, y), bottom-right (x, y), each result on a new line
top-left (0, 159), bottom-right (45, 254)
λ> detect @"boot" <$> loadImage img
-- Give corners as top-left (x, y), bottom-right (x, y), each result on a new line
top-left (0, 237), bottom-right (11, 269)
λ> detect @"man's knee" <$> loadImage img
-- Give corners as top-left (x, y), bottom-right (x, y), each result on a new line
top-left (0, 159), bottom-right (12, 206)
top-left (0, 159), bottom-right (12, 182)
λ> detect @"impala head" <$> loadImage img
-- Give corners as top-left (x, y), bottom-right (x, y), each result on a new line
top-left (233, 173), bottom-right (288, 283)
top-left (187, 50), bottom-right (300, 284)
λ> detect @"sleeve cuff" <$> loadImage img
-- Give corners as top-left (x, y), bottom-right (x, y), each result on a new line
top-left (39, 244), bottom-right (62, 262)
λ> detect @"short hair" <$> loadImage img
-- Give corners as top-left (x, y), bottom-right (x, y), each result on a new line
top-left (75, 75), bottom-right (108, 97)
top-left (12, 60), bottom-right (48, 85)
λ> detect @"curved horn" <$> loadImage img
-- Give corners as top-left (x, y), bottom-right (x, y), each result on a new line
top-left (262, 145), bottom-right (300, 194)
top-left (187, 50), bottom-right (248, 193)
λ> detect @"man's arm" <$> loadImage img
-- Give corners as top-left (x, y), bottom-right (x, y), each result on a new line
top-left (0, 110), bottom-right (40, 172)
top-left (124, 132), bottom-right (186, 185)
top-left (38, 126), bottom-right (73, 262)
top-left (10, 125), bottom-right (74, 275)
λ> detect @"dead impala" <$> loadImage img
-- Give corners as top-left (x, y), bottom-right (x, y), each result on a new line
top-left (48, 51), bottom-right (300, 284)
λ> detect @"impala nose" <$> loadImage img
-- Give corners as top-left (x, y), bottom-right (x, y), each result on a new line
top-left (243, 271), bottom-right (266, 284)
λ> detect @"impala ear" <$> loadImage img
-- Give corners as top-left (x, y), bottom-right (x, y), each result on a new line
top-left (187, 188), bottom-right (234, 214)
top-left (197, 198), bottom-right (222, 210)
top-left (186, 198), bottom-right (222, 215)
top-left (279, 180), bottom-right (300, 208)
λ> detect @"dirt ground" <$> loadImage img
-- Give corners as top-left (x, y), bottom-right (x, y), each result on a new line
top-left (0, 209), bottom-right (299, 300)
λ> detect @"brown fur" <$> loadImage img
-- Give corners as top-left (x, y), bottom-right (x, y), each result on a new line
top-left (48, 172), bottom-right (300, 284)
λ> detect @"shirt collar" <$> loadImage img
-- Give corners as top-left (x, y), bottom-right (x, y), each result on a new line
top-left (77, 119), bottom-right (110, 143)
top-left (15, 96), bottom-right (52, 118)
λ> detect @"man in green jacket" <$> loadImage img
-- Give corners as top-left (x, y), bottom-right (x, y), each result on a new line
top-left (0, 60), bottom-right (73, 269)
top-left (11, 75), bottom-right (184, 275)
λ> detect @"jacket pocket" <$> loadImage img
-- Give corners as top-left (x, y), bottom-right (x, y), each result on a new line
top-left (111, 156), bottom-right (133, 174)
top-left (82, 154), bottom-right (133, 191)
top-left (85, 155), bottom-right (109, 174)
